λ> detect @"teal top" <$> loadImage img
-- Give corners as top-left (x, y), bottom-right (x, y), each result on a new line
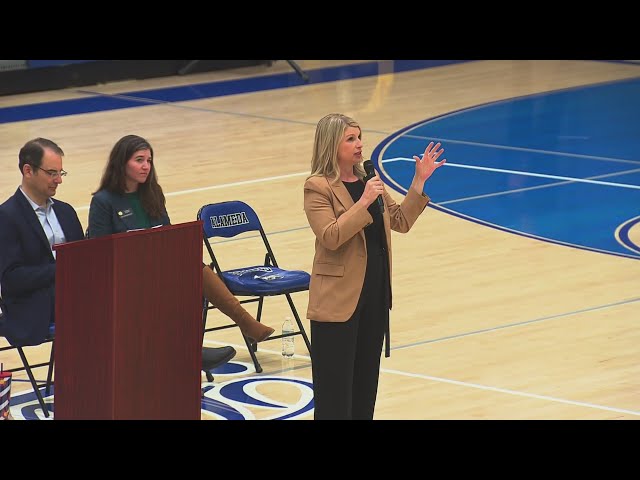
top-left (125, 191), bottom-right (152, 229)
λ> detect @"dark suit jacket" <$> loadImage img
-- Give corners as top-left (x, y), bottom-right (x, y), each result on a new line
top-left (0, 188), bottom-right (84, 346)
top-left (87, 189), bottom-right (170, 238)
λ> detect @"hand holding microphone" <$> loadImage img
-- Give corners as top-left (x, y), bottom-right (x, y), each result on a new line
top-left (363, 160), bottom-right (385, 214)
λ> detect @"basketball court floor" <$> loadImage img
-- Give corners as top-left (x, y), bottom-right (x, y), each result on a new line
top-left (1, 60), bottom-right (638, 420)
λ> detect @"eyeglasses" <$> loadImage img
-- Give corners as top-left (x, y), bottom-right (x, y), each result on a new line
top-left (32, 165), bottom-right (68, 179)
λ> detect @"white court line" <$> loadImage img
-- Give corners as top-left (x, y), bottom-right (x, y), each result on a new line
top-left (74, 160), bottom-right (640, 214)
top-left (380, 368), bottom-right (640, 417)
top-left (396, 297), bottom-right (640, 350)
top-left (437, 167), bottom-right (640, 206)
top-left (74, 171), bottom-right (309, 211)
top-left (398, 132), bottom-right (640, 165)
top-left (202, 337), bottom-right (640, 417)
top-left (383, 157), bottom-right (640, 190)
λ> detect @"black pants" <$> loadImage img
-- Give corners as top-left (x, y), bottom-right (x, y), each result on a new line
top-left (311, 253), bottom-right (388, 420)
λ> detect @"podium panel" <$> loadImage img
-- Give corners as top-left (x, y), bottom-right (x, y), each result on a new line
top-left (54, 221), bottom-right (203, 419)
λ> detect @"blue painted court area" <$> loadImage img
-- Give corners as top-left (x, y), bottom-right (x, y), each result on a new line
top-left (372, 77), bottom-right (640, 259)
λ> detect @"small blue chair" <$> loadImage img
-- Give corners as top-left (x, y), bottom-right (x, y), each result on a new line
top-left (197, 200), bottom-right (311, 373)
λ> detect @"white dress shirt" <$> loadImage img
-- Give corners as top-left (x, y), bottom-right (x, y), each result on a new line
top-left (19, 187), bottom-right (66, 259)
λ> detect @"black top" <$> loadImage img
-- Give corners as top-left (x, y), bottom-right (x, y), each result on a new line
top-left (343, 180), bottom-right (386, 259)
top-left (343, 179), bottom-right (391, 304)
top-left (343, 179), bottom-right (392, 356)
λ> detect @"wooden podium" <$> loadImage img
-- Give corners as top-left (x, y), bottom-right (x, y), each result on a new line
top-left (53, 221), bottom-right (203, 419)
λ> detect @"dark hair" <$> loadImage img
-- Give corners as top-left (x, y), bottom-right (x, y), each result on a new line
top-left (93, 134), bottom-right (167, 219)
top-left (18, 138), bottom-right (64, 174)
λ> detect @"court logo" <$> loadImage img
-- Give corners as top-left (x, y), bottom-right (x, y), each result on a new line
top-left (201, 376), bottom-right (314, 420)
top-left (616, 215), bottom-right (640, 255)
top-left (8, 361), bottom-right (314, 420)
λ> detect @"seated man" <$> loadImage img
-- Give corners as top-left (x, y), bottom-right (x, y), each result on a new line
top-left (0, 138), bottom-right (84, 346)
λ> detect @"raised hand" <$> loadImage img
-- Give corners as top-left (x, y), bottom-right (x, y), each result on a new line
top-left (413, 141), bottom-right (446, 183)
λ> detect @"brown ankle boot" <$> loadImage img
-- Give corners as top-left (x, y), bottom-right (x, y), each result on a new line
top-left (202, 266), bottom-right (275, 343)
top-left (235, 312), bottom-right (275, 343)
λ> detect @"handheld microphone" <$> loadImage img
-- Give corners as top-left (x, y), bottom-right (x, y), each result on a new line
top-left (363, 160), bottom-right (385, 214)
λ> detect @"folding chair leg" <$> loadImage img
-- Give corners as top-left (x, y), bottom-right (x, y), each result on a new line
top-left (242, 335), bottom-right (263, 373)
top-left (16, 347), bottom-right (50, 418)
top-left (46, 341), bottom-right (55, 396)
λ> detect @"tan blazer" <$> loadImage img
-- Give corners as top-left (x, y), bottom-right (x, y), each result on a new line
top-left (303, 175), bottom-right (429, 322)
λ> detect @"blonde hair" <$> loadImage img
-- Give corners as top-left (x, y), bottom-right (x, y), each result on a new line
top-left (308, 113), bottom-right (366, 182)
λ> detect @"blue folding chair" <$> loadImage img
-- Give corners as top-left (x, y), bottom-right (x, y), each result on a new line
top-left (197, 200), bottom-right (311, 373)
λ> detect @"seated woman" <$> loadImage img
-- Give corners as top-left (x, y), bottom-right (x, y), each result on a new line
top-left (87, 134), bottom-right (274, 343)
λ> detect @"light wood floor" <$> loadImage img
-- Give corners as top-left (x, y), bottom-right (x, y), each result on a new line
top-left (1, 60), bottom-right (639, 419)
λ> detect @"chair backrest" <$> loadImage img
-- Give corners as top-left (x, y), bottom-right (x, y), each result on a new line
top-left (198, 201), bottom-right (279, 272)
top-left (199, 200), bottom-right (263, 239)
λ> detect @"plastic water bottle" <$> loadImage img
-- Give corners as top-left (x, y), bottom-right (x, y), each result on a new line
top-left (282, 316), bottom-right (295, 357)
